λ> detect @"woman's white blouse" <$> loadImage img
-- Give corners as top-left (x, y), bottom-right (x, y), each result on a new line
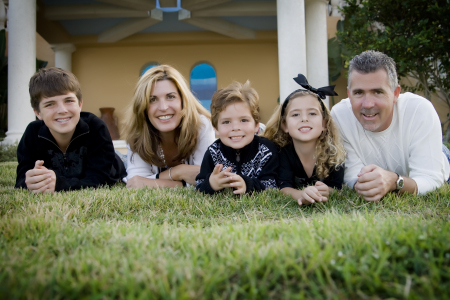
top-left (125, 115), bottom-right (215, 184)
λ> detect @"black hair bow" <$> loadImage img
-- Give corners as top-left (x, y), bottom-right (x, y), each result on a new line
top-left (293, 74), bottom-right (338, 99)
top-left (281, 74), bottom-right (338, 116)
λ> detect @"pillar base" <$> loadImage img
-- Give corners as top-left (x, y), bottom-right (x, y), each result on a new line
top-left (2, 130), bottom-right (24, 144)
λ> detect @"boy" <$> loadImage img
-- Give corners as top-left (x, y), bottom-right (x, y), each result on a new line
top-left (195, 81), bottom-right (278, 194)
top-left (15, 67), bottom-right (126, 192)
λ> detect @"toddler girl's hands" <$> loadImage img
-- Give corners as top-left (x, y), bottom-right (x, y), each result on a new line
top-left (209, 164), bottom-right (233, 191)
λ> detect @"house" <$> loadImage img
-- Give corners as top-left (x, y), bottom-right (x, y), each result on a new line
top-left (11, 0), bottom-right (448, 148)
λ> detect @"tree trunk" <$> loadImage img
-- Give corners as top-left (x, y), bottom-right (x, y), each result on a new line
top-left (444, 115), bottom-right (450, 143)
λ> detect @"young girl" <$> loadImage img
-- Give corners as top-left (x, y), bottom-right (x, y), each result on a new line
top-left (264, 74), bottom-right (345, 205)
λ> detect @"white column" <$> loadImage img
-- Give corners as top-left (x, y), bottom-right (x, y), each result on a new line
top-left (305, 0), bottom-right (330, 106)
top-left (277, 0), bottom-right (307, 102)
top-left (51, 44), bottom-right (76, 72)
top-left (4, 0), bottom-right (36, 144)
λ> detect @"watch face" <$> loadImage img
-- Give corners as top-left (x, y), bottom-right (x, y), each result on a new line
top-left (397, 177), bottom-right (404, 189)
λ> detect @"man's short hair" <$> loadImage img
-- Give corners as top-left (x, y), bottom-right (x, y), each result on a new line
top-left (210, 81), bottom-right (260, 129)
top-left (348, 50), bottom-right (398, 91)
top-left (29, 67), bottom-right (82, 112)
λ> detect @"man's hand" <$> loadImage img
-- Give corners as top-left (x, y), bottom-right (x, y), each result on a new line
top-left (354, 164), bottom-right (398, 201)
top-left (209, 164), bottom-right (233, 191)
top-left (25, 160), bottom-right (56, 193)
top-left (224, 171), bottom-right (246, 195)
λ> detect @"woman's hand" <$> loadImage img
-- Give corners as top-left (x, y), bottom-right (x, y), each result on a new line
top-left (159, 164), bottom-right (201, 186)
top-left (126, 175), bottom-right (182, 189)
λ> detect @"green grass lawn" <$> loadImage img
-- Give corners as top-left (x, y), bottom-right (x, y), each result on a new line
top-left (1, 161), bottom-right (450, 299)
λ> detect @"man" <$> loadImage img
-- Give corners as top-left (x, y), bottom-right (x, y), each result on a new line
top-left (331, 50), bottom-right (450, 201)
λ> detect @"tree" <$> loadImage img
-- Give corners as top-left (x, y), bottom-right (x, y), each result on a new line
top-left (337, 0), bottom-right (450, 141)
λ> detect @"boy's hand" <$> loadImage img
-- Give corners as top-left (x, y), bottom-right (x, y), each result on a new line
top-left (209, 164), bottom-right (232, 191)
top-left (25, 160), bottom-right (56, 193)
top-left (224, 172), bottom-right (246, 194)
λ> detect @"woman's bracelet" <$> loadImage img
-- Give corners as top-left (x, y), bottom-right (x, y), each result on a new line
top-left (168, 167), bottom-right (174, 181)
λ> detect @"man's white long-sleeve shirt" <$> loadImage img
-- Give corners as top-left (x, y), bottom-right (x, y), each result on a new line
top-left (331, 92), bottom-right (449, 194)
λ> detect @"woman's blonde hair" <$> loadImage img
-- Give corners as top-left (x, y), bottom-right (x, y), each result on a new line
top-left (122, 65), bottom-right (211, 167)
top-left (263, 90), bottom-right (345, 179)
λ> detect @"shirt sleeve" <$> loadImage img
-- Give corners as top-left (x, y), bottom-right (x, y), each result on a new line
top-left (125, 145), bottom-right (158, 181)
top-left (278, 147), bottom-right (294, 189)
top-left (406, 99), bottom-right (447, 194)
top-left (322, 163), bottom-right (345, 190)
top-left (195, 148), bottom-right (217, 194)
top-left (14, 124), bottom-right (38, 189)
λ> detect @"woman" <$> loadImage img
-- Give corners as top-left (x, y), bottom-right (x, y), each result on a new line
top-left (122, 65), bottom-right (215, 188)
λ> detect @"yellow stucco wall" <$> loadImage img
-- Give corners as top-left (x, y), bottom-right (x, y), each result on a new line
top-left (72, 33), bottom-right (279, 138)
top-left (48, 24), bottom-right (450, 138)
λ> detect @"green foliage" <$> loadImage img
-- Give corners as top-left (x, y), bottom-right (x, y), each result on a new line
top-left (1, 162), bottom-right (450, 299)
top-left (337, 0), bottom-right (450, 111)
top-left (0, 142), bottom-right (17, 162)
top-left (328, 20), bottom-right (350, 84)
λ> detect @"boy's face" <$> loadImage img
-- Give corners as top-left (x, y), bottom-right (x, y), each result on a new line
top-left (215, 102), bottom-right (259, 150)
top-left (34, 92), bottom-right (83, 143)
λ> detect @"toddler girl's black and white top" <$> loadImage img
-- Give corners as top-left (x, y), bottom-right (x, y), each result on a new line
top-left (196, 135), bottom-right (278, 194)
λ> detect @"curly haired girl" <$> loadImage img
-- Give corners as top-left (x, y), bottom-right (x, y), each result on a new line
top-left (264, 74), bottom-right (345, 205)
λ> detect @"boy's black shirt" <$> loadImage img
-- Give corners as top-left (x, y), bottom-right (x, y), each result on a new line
top-left (278, 143), bottom-right (344, 190)
top-left (195, 135), bottom-right (278, 194)
top-left (15, 112), bottom-right (126, 191)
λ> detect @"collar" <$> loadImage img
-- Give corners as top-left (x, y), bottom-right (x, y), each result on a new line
top-left (219, 135), bottom-right (260, 162)
top-left (38, 115), bottom-right (90, 145)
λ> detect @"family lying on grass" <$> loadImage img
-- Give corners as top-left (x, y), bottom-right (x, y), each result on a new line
top-left (14, 50), bottom-right (450, 205)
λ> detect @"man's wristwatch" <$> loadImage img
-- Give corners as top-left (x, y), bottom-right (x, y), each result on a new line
top-left (395, 173), bottom-right (404, 191)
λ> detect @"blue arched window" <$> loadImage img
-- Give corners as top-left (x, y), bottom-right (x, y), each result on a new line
top-left (190, 63), bottom-right (217, 111)
top-left (141, 62), bottom-right (159, 76)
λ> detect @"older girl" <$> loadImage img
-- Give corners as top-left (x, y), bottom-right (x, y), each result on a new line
top-left (264, 74), bottom-right (345, 205)
top-left (122, 65), bottom-right (215, 188)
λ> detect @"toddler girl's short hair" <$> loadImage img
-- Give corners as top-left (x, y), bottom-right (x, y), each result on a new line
top-left (29, 67), bottom-right (82, 112)
top-left (210, 80), bottom-right (260, 128)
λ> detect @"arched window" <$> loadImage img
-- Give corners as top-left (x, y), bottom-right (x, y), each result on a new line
top-left (140, 62), bottom-right (159, 76)
top-left (190, 63), bottom-right (217, 111)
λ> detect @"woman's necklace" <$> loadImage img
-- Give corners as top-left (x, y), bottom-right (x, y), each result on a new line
top-left (157, 145), bottom-right (167, 168)
top-left (157, 144), bottom-right (185, 168)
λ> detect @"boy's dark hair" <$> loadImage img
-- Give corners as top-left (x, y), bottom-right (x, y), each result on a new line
top-left (29, 67), bottom-right (82, 112)
top-left (210, 80), bottom-right (260, 129)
